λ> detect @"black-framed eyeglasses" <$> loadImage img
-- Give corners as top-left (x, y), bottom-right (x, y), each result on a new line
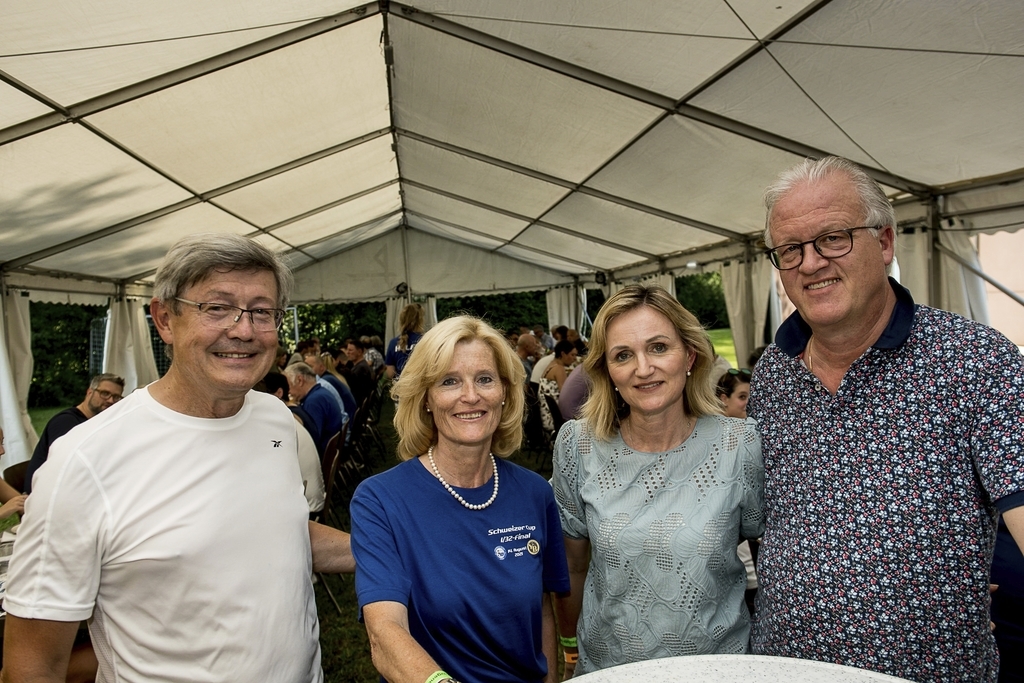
top-left (727, 368), bottom-right (752, 378)
top-left (94, 389), bottom-right (122, 402)
top-left (175, 298), bottom-right (285, 332)
top-left (765, 226), bottom-right (877, 270)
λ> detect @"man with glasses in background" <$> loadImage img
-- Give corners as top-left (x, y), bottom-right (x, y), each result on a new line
top-left (748, 156), bottom-right (1024, 683)
top-left (3, 233), bottom-right (353, 682)
top-left (23, 373), bottom-right (125, 494)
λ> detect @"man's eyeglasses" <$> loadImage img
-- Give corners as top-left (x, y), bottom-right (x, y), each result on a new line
top-left (765, 226), bottom-right (877, 270)
top-left (175, 298), bottom-right (285, 332)
top-left (727, 368), bottom-right (752, 378)
top-left (95, 390), bottom-right (122, 402)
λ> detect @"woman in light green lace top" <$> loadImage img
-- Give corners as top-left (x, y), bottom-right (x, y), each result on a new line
top-left (551, 284), bottom-right (764, 678)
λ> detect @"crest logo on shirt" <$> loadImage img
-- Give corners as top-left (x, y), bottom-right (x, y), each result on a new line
top-left (527, 539), bottom-right (540, 555)
top-left (494, 546), bottom-right (507, 560)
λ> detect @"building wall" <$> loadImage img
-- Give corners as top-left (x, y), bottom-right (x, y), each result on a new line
top-left (978, 230), bottom-right (1024, 345)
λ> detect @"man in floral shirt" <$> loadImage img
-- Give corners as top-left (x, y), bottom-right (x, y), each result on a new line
top-left (748, 156), bottom-right (1024, 683)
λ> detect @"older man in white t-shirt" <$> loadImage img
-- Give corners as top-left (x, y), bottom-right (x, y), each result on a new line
top-left (3, 234), bottom-right (353, 683)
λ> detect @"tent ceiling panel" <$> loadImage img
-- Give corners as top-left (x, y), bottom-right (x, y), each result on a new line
top-left (405, 230), bottom-right (574, 297)
top-left (496, 242), bottom-right (591, 276)
top-left (409, 0), bottom-right (763, 99)
top-left (689, 52), bottom-right (878, 168)
top-left (86, 18), bottom-right (390, 192)
top-left (299, 218), bottom-right (400, 261)
top-left (0, 124), bottom-right (192, 264)
top-left (389, 16), bottom-right (662, 182)
top-left (588, 115), bottom-right (804, 235)
top-left (401, 184), bottom-right (528, 241)
top-left (0, 24), bottom-right (302, 109)
top-left (515, 225), bottom-right (643, 271)
top-left (291, 230), bottom-right (407, 302)
top-left (397, 135), bottom-right (568, 217)
top-left (32, 204), bottom-right (253, 280)
top-left (0, 81), bottom-right (53, 130)
top-left (405, 213), bottom-right (507, 251)
top-left (269, 185), bottom-right (402, 246)
top-left (543, 192), bottom-right (721, 256)
top-left (748, 44), bottom-right (1024, 185)
top-left (215, 134), bottom-right (399, 227)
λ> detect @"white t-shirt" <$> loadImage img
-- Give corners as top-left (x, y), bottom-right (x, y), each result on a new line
top-left (530, 353), bottom-right (555, 384)
top-left (5, 388), bottom-right (322, 683)
top-left (295, 415), bottom-right (326, 513)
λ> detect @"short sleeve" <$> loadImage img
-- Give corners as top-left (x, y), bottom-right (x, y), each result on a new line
top-left (350, 479), bottom-right (412, 614)
top-left (970, 333), bottom-right (1024, 508)
top-left (541, 489), bottom-right (571, 594)
top-left (550, 420), bottom-right (589, 539)
top-left (738, 418), bottom-right (766, 540)
top-left (4, 448), bottom-right (105, 621)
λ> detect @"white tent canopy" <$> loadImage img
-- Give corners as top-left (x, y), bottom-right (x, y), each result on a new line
top-left (2, 0), bottom-right (1024, 465)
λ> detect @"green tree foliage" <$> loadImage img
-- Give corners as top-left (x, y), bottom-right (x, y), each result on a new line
top-left (437, 291), bottom-right (548, 335)
top-left (29, 302), bottom-right (105, 408)
top-left (675, 272), bottom-right (729, 329)
top-left (280, 302), bottom-right (386, 354)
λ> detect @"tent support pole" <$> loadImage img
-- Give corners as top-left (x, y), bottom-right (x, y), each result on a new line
top-left (934, 242), bottom-right (1024, 310)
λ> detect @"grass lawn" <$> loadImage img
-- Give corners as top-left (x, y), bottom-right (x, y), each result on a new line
top-left (28, 406), bottom-right (67, 434)
top-left (706, 328), bottom-right (737, 368)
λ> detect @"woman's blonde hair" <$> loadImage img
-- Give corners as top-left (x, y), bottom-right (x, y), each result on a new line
top-left (398, 303), bottom-right (425, 351)
top-left (391, 315), bottom-right (525, 460)
top-left (580, 284), bottom-right (720, 441)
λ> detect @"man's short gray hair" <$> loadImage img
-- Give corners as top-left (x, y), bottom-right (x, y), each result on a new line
top-left (153, 233), bottom-right (293, 312)
top-left (89, 373), bottom-right (125, 390)
top-left (763, 156), bottom-right (897, 249)
top-left (284, 362), bottom-right (316, 381)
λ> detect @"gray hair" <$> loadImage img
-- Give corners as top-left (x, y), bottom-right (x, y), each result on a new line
top-left (283, 362), bottom-right (316, 381)
top-left (153, 233), bottom-right (293, 312)
top-left (763, 156), bottom-right (897, 250)
top-left (89, 373), bottom-right (125, 390)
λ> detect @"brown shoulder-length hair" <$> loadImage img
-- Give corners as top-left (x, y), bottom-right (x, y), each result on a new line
top-left (391, 315), bottom-right (525, 460)
top-left (580, 284), bottom-right (720, 441)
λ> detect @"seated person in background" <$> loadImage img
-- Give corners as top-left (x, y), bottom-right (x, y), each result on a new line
top-left (342, 338), bottom-right (375, 406)
top-left (0, 427), bottom-right (28, 520)
top-left (557, 364), bottom-right (589, 423)
top-left (259, 373), bottom-right (325, 516)
top-left (716, 368), bottom-right (752, 420)
top-left (361, 335), bottom-right (385, 376)
top-left (24, 373), bottom-right (125, 494)
top-left (516, 333), bottom-right (541, 381)
top-left (534, 324), bottom-right (555, 351)
top-left (304, 352), bottom-right (355, 428)
top-left (538, 340), bottom-right (577, 435)
top-left (284, 362), bottom-right (343, 457)
top-left (566, 328), bottom-right (587, 356)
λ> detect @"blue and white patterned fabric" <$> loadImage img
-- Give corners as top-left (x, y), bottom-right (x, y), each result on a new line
top-left (749, 278), bottom-right (1024, 683)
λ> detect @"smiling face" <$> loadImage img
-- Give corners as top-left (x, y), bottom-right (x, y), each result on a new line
top-left (719, 382), bottom-right (750, 419)
top-left (152, 268), bottom-right (279, 416)
top-left (426, 339), bottom-right (505, 455)
top-left (769, 174), bottom-right (894, 335)
top-left (605, 306), bottom-right (694, 420)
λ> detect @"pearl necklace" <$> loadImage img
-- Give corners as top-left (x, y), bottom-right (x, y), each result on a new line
top-left (427, 445), bottom-right (499, 510)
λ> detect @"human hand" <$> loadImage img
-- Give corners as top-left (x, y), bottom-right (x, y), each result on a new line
top-left (0, 494), bottom-right (27, 519)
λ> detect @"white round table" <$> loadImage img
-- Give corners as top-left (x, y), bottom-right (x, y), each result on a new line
top-left (571, 655), bottom-right (912, 682)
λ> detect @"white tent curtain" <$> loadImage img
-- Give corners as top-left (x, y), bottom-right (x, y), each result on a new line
top-left (102, 297), bottom-right (160, 394)
top-left (546, 285), bottom-right (585, 331)
top-left (425, 296), bottom-right (438, 329)
top-left (0, 289), bottom-right (37, 469)
top-left (750, 255), bottom-right (774, 357)
top-left (384, 298), bottom-right (404, 344)
top-left (647, 272), bottom-right (676, 299)
top-left (767, 270), bottom-right (783, 347)
top-left (937, 221), bottom-right (990, 324)
top-left (721, 260), bottom-right (753, 368)
top-left (894, 228), bottom-right (931, 307)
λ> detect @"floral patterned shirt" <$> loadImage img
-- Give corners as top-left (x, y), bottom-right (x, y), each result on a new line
top-left (748, 279), bottom-right (1024, 683)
